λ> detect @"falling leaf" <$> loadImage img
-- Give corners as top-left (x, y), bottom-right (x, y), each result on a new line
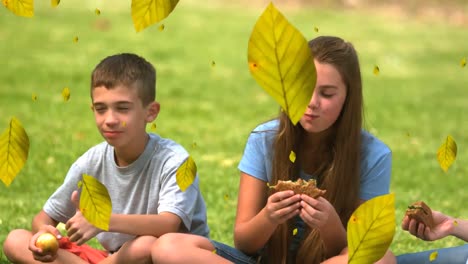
top-left (289, 150), bottom-right (296, 163)
top-left (149, 122), bottom-right (157, 132)
top-left (2, 0), bottom-right (33, 17)
top-left (131, 0), bottom-right (179, 32)
top-left (248, 3), bottom-right (316, 125)
top-left (121, 121), bottom-right (126, 127)
top-left (158, 24), bottom-right (165, 31)
top-left (429, 251), bottom-right (438, 261)
top-left (51, 0), bottom-right (59, 7)
top-left (436, 135), bottom-right (457, 172)
top-left (461, 57), bottom-right (466, 68)
top-left (454, 220), bottom-right (459, 226)
top-left (373, 65), bottom-right (380, 76)
top-left (292, 228), bottom-right (298, 236)
top-left (73, 36), bottom-right (79, 43)
top-left (314, 26), bottom-right (319, 32)
top-left (191, 142), bottom-right (197, 149)
top-left (348, 193), bottom-right (395, 264)
top-left (32, 93), bottom-right (37, 101)
top-left (211, 61), bottom-right (216, 67)
top-left (95, 8), bottom-right (101, 15)
top-left (0, 117), bottom-right (30, 187)
top-left (223, 194), bottom-right (229, 201)
top-left (176, 156), bottom-right (197, 191)
top-left (62, 87), bottom-right (70, 101)
top-left (78, 174), bottom-right (112, 231)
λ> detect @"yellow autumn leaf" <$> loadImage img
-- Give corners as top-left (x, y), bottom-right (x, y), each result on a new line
top-left (32, 93), bottom-right (37, 101)
top-left (292, 228), bottom-right (298, 236)
top-left (51, 0), bottom-right (59, 7)
top-left (348, 193), bottom-right (395, 264)
top-left (73, 36), bottom-right (79, 43)
top-left (158, 24), bottom-right (165, 31)
top-left (211, 60), bottom-right (216, 67)
top-left (373, 65), bottom-right (380, 76)
top-left (95, 8), bottom-right (101, 15)
top-left (131, 0), bottom-right (179, 32)
top-left (289, 150), bottom-right (296, 163)
top-left (176, 156), bottom-right (197, 191)
top-left (247, 3), bottom-right (316, 125)
top-left (461, 57), bottom-right (466, 67)
top-left (314, 26), bottom-right (319, 32)
top-left (149, 122), bottom-right (157, 132)
top-left (62, 87), bottom-right (70, 101)
top-left (429, 251), bottom-right (438, 261)
top-left (78, 174), bottom-right (112, 231)
top-left (2, 0), bottom-right (33, 17)
top-left (436, 135), bottom-right (457, 172)
top-left (0, 117), bottom-right (30, 187)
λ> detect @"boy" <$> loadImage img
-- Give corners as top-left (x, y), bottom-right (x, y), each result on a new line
top-left (3, 53), bottom-right (209, 263)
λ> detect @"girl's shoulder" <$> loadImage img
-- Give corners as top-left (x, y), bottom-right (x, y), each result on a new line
top-left (252, 119), bottom-right (279, 132)
top-left (360, 130), bottom-right (391, 157)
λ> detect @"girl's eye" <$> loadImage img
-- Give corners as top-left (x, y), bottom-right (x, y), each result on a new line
top-left (321, 93), bottom-right (334, 98)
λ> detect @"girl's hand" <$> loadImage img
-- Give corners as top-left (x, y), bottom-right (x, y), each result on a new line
top-left (299, 195), bottom-right (338, 229)
top-left (29, 225), bottom-right (62, 262)
top-left (264, 190), bottom-right (301, 225)
top-left (402, 210), bottom-right (454, 241)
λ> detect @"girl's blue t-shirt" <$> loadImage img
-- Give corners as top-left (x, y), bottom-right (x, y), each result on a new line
top-left (238, 119), bottom-right (392, 202)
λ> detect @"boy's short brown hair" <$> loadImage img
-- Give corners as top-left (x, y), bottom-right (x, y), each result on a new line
top-left (91, 53), bottom-right (156, 106)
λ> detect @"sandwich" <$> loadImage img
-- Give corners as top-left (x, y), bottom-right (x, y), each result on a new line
top-left (405, 201), bottom-right (434, 229)
top-left (269, 178), bottom-right (326, 198)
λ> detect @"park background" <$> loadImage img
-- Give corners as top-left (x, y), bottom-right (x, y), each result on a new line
top-left (1, 0), bottom-right (467, 262)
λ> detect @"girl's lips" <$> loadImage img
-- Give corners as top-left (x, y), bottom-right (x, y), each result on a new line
top-left (304, 114), bottom-right (319, 120)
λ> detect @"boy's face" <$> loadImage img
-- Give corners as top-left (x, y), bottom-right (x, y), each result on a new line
top-left (91, 85), bottom-right (159, 149)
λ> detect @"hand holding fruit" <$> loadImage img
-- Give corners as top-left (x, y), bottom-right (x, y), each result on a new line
top-left (29, 226), bottom-right (61, 262)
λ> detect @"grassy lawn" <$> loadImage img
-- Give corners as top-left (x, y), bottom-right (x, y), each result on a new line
top-left (1, 0), bottom-right (467, 262)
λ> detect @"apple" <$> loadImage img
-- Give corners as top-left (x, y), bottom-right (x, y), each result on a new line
top-left (35, 233), bottom-right (59, 254)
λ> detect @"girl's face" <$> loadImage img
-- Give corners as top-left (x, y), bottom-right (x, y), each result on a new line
top-left (300, 61), bottom-right (347, 133)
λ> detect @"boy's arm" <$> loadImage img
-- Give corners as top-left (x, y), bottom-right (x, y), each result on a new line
top-left (32, 210), bottom-right (59, 233)
top-left (109, 212), bottom-right (181, 237)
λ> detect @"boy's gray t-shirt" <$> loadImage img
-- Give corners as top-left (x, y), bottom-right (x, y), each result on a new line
top-left (43, 133), bottom-right (209, 252)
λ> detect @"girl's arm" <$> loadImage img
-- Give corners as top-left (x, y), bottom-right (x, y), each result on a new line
top-left (233, 172), bottom-right (301, 254)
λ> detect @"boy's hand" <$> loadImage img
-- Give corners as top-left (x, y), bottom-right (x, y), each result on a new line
top-left (65, 190), bottom-right (103, 245)
top-left (264, 191), bottom-right (301, 225)
top-left (29, 225), bottom-right (62, 262)
top-left (402, 210), bottom-right (454, 241)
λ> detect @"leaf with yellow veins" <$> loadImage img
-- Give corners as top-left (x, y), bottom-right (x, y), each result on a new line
top-left (0, 117), bottom-right (30, 187)
top-left (176, 156), bottom-right (197, 191)
top-left (247, 3), bottom-right (316, 125)
top-left (51, 0), bottom-right (59, 7)
top-left (131, 0), bottom-right (179, 32)
top-left (437, 135), bottom-right (457, 172)
top-left (78, 174), bottom-right (112, 231)
top-left (348, 193), bottom-right (395, 264)
top-left (3, 0), bottom-right (33, 17)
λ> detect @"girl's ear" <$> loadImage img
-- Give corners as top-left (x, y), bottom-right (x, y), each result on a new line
top-left (146, 101), bottom-right (160, 122)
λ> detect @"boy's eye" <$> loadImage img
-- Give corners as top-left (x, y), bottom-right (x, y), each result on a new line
top-left (117, 107), bottom-right (129, 111)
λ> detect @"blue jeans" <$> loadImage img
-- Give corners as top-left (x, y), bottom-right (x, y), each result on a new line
top-left (396, 244), bottom-right (468, 264)
top-left (211, 240), bottom-right (258, 264)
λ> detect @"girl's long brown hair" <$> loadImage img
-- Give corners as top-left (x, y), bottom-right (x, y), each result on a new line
top-left (262, 36), bottom-right (363, 263)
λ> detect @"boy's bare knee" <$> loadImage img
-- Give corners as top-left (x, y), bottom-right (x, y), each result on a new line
top-left (3, 229), bottom-right (33, 261)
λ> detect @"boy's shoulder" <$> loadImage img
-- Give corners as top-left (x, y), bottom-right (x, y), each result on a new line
top-left (149, 133), bottom-right (189, 157)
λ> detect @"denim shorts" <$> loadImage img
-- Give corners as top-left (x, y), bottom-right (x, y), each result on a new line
top-left (396, 244), bottom-right (468, 264)
top-left (211, 240), bottom-right (259, 264)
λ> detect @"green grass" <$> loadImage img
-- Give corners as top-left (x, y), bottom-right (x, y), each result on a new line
top-left (1, 1), bottom-right (467, 262)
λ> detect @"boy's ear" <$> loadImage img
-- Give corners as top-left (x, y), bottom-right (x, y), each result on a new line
top-left (146, 101), bottom-right (160, 122)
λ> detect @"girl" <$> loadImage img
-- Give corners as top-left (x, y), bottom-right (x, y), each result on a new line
top-left (151, 36), bottom-right (395, 264)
